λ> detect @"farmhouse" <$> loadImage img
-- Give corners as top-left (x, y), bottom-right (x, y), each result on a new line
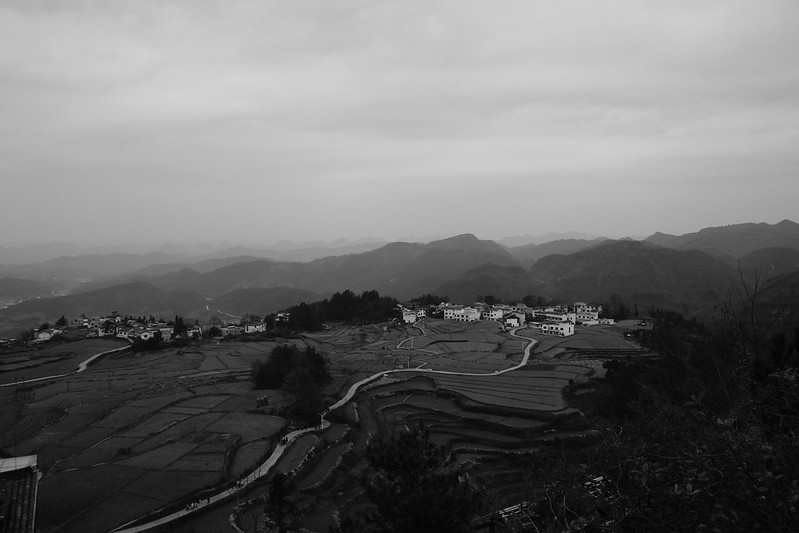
top-left (503, 312), bottom-right (526, 328)
top-left (138, 330), bottom-right (158, 341)
top-left (575, 302), bottom-right (602, 314)
top-left (443, 305), bottom-right (481, 322)
top-left (534, 309), bottom-right (576, 323)
top-left (540, 321), bottom-right (575, 336)
top-left (35, 329), bottom-right (59, 341)
top-left (221, 326), bottom-right (243, 337)
top-left (574, 302), bottom-right (602, 325)
top-left (480, 307), bottom-right (504, 321)
top-left (401, 308), bottom-right (418, 324)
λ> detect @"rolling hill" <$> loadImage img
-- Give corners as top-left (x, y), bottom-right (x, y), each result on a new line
top-left (0, 252), bottom-right (196, 281)
top-left (528, 240), bottom-right (739, 313)
top-left (737, 247), bottom-right (799, 280)
top-left (0, 281), bottom-right (206, 325)
top-left (507, 238), bottom-right (608, 268)
top-left (209, 287), bottom-right (327, 317)
top-left (140, 234), bottom-right (521, 300)
top-left (646, 219), bottom-right (799, 258)
top-left (436, 265), bottom-right (543, 304)
top-left (0, 277), bottom-right (61, 301)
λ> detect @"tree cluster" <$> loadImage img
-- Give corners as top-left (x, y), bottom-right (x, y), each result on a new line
top-left (278, 290), bottom-right (399, 331)
top-left (409, 293), bottom-right (449, 306)
top-left (335, 425), bottom-right (483, 533)
top-left (251, 344), bottom-right (330, 422)
top-left (534, 283), bottom-right (799, 532)
top-left (601, 293), bottom-right (635, 320)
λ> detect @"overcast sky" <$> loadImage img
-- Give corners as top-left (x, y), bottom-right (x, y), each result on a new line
top-left (1, 0), bottom-right (797, 246)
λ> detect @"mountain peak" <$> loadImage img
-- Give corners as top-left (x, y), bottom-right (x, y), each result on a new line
top-left (437, 233), bottom-right (479, 242)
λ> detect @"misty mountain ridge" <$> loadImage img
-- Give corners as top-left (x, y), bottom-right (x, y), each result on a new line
top-left (645, 219), bottom-right (799, 258)
top-left (0, 281), bottom-right (207, 325)
top-left (528, 240), bottom-right (739, 313)
top-left (1, 221), bottom-right (797, 334)
top-left (737, 247), bottom-right (799, 280)
top-left (508, 238), bottom-right (610, 268)
top-left (498, 231), bottom-right (609, 248)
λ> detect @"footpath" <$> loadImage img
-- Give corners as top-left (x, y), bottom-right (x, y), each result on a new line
top-left (112, 326), bottom-right (537, 533)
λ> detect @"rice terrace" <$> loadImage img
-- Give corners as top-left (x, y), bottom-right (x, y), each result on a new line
top-left (0, 319), bottom-right (651, 532)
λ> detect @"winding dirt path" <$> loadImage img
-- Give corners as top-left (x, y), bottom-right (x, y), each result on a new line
top-left (112, 327), bottom-right (538, 533)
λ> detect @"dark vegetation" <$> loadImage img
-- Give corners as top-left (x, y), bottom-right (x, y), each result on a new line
top-left (275, 290), bottom-right (399, 331)
top-left (251, 344), bottom-right (331, 423)
top-left (408, 293), bottom-right (449, 306)
top-left (529, 280), bottom-right (799, 531)
top-left (335, 425), bottom-right (484, 533)
top-left (261, 472), bottom-right (300, 533)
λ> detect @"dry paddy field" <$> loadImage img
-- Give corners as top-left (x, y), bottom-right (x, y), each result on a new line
top-left (0, 338), bottom-right (303, 533)
top-left (240, 321), bottom-right (644, 531)
top-left (1, 321), bottom-right (651, 532)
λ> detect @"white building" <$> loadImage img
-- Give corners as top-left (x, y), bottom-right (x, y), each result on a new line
top-left (537, 310), bottom-right (576, 323)
top-left (504, 312), bottom-right (526, 328)
top-left (402, 309), bottom-right (418, 324)
top-left (159, 327), bottom-right (173, 341)
top-left (443, 305), bottom-right (480, 322)
top-left (481, 307), bottom-right (504, 321)
top-left (575, 310), bottom-right (600, 325)
top-left (540, 321), bottom-right (575, 336)
top-left (35, 329), bottom-right (58, 341)
top-left (139, 330), bottom-right (157, 341)
top-left (575, 302), bottom-right (602, 314)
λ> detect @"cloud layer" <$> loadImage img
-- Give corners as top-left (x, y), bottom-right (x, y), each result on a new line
top-left (1, 0), bottom-right (797, 245)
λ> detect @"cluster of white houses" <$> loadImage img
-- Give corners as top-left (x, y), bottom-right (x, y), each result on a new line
top-left (0, 310), bottom-right (292, 347)
top-left (399, 301), bottom-right (613, 337)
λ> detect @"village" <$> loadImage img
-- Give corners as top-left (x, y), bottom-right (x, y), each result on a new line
top-left (0, 299), bottom-right (616, 351)
top-left (399, 301), bottom-right (615, 336)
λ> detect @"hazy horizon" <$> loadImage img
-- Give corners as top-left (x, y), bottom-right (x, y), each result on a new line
top-left (2, 1), bottom-right (797, 246)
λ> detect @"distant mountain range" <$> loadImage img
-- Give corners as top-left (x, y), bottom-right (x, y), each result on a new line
top-left (645, 219), bottom-right (799, 259)
top-left (507, 238), bottom-right (609, 268)
top-left (528, 240), bottom-right (739, 312)
top-left (0, 239), bottom-right (389, 266)
top-left (1, 220), bottom-right (798, 335)
top-left (0, 278), bottom-right (63, 301)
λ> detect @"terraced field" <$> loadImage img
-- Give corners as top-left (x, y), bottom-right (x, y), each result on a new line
top-left (0, 339), bottom-right (300, 533)
top-left (1, 320), bottom-right (646, 533)
top-left (264, 319), bottom-right (639, 531)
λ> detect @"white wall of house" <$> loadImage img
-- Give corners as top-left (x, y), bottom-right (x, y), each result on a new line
top-left (481, 308), bottom-right (504, 320)
top-left (444, 306), bottom-right (480, 322)
top-left (540, 321), bottom-right (575, 336)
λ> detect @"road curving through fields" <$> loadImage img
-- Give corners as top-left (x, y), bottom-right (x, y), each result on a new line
top-left (111, 327), bottom-right (538, 533)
